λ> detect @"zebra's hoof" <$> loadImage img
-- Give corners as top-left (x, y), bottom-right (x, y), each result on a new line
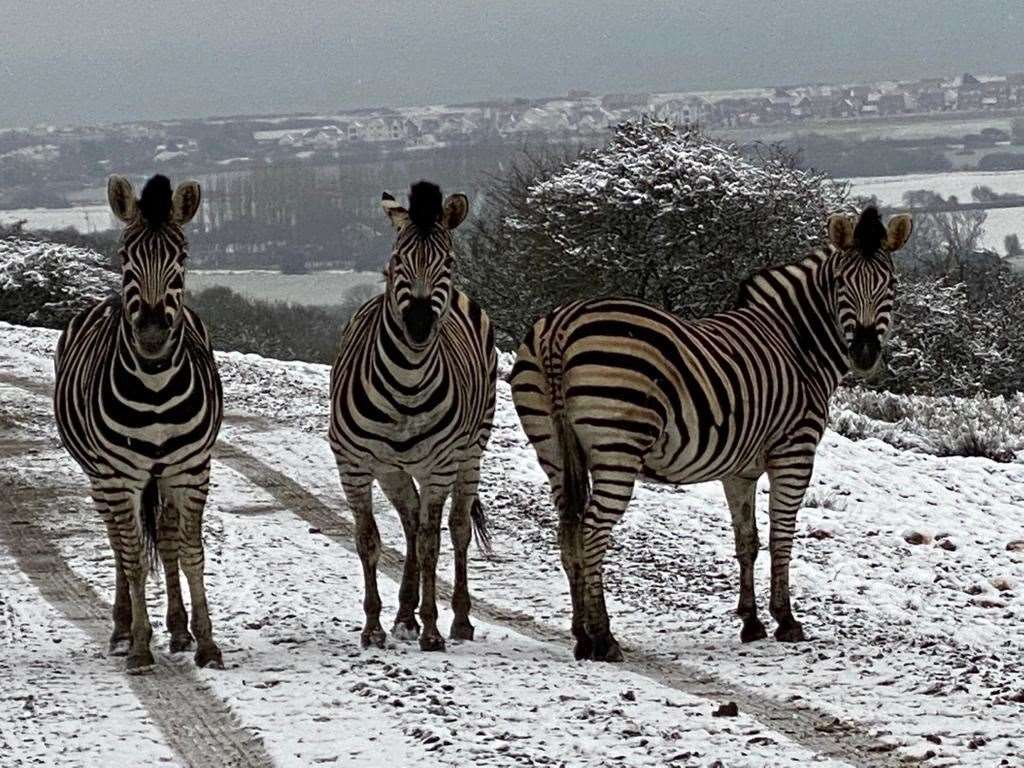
top-left (361, 627), bottom-right (387, 649)
top-left (419, 633), bottom-right (446, 652)
top-left (169, 632), bottom-right (194, 653)
top-left (109, 634), bottom-right (131, 657)
top-left (126, 649), bottom-right (155, 674)
top-left (740, 617), bottom-right (768, 643)
top-left (573, 637), bottom-right (592, 661)
top-left (589, 632), bottom-right (623, 662)
top-left (775, 620), bottom-right (806, 643)
top-left (392, 618), bottom-right (420, 641)
top-left (449, 620), bottom-right (474, 641)
top-left (195, 644), bottom-right (224, 669)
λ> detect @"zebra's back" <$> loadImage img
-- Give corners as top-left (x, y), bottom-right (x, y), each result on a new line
top-left (512, 296), bottom-right (819, 486)
top-left (329, 289), bottom-right (496, 475)
top-left (54, 296), bottom-right (223, 482)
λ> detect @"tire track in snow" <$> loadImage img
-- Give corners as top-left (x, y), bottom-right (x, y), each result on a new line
top-left (2, 372), bottom-right (901, 767)
top-left (0, 420), bottom-right (275, 765)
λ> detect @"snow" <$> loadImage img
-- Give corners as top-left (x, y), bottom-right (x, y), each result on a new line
top-left (0, 205), bottom-right (115, 234)
top-left (2, 321), bottom-right (1023, 766)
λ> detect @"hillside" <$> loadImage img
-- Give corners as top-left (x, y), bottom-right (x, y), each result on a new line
top-left (1, 320), bottom-right (1022, 766)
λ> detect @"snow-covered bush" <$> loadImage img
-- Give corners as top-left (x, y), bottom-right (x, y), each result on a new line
top-left (831, 387), bottom-right (1024, 462)
top-left (0, 231), bottom-right (117, 329)
top-left (462, 119), bottom-right (847, 346)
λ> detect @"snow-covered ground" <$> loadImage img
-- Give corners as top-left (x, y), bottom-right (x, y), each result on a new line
top-left (2, 321), bottom-right (1023, 767)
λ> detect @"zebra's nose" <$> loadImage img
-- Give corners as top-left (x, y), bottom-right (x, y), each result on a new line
top-left (134, 303), bottom-right (171, 355)
top-left (402, 298), bottom-right (435, 345)
top-left (849, 325), bottom-right (881, 372)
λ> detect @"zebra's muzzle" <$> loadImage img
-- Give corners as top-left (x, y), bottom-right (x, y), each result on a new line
top-left (402, 298), bottom-right (435, 346)
top-left (133, 306), bottom-right (172, 357)
top-left (849, 325), bottom-right (881, 375)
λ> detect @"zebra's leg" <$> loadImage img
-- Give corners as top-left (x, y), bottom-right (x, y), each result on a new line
top-left (341, 468), bottom-right (386, 649)
top-left (581, 463), bottom-right (639, 662)
top-left (377, 470), bottom-right (420, 640)
top-left (167, 467), bottom-right (223, 668)
top-left (417, 477), bottom-right (454, 652)
top-left (448, 460), bottom-right (481, 641)
top-left (101, 485), bottom-right (154, 672)
top-left (722, 476), bottom-right (767, 643)
top-left (109, 545), bottom-right (133, 656)
top-left (766, 455), bottom-right (814, 642)
top-left (157, 501), bottom-right (193, 653)
top-left (559, 505), bottom-right (589, 660)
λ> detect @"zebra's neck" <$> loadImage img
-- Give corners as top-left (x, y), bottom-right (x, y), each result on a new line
top-left (739, 250), bottom-right (848, 399)
top-left (373, 304), bottom-right (441, 395)
top-left (116, 312), bottom-right (187, 387)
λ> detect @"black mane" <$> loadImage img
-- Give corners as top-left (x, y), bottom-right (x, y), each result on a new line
top-left (853, 205), bottom-right (886, 256)
top-left (138, 174), bottom-right (173, 227)
top-left (408, 180), bottom-right (443, 232)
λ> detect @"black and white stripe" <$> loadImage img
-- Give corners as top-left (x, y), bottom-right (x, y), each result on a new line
top-left (329, 181), bottom-right (496, 652)
top-left (511, 206), bottom-right (912, 661)
top-left (53, 174), bottom-right (224, 672)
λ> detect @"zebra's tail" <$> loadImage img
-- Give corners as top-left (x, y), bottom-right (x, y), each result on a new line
top-left (470, 498), bottom-right (493, 555)
top-left (140, 478), bottom-right (161, 569)
top-left (553, 407), bottom-right (590, 522)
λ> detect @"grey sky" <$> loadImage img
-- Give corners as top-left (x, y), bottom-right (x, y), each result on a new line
top-left (1, 0), bottom-right (1020, 128)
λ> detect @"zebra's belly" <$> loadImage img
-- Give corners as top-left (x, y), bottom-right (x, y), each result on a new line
top-left (641, 428), bottom-right (768, 486)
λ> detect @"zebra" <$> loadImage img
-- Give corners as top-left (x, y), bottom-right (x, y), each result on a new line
top-left (329, 181), bottom-right (496, 653)
top-left (54, 174), bottom-right (224, 673)
top-left (511, 206), bottom-right (913, 661)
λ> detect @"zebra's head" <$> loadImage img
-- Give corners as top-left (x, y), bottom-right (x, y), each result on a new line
top-left (827, 206), bottom-right (913, 376)
top-left (381, 181), bottom-right (469, 349)
top-left (108, 174), bottom-right (201, 359)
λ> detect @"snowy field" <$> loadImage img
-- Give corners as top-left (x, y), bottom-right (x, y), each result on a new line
top-left (847, 169), bottom-right (1024, 253)
top-left (0, 205), bottom-right (115, 234)
top-left (188, 269), bottom-right (383, 306)
top-left (1, 321), bottom-right (1023, 767)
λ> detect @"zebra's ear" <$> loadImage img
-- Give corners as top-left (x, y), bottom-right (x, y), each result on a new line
top-left (885, 214), bottom-right (913, 252)
top-left (442, 194), bottom-right (469, 231)
top-left (172, 180), bottom-right (202, 225)
top-left (107, 175), bottom-right (137, 224)
top-left (827, 213), bottom-right (855, 250)
top-left (381, 192), bottom-right (409, 231)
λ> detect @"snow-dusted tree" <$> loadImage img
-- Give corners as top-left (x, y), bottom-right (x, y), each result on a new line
top-left (461, 119), bottom-right (848, 345)
top-left (897, 190), bottom-right (988, 278)
top-left (0, 232), bottom-right (117, 328)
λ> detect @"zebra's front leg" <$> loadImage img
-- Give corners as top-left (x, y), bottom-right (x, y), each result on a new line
top-left (766, 457), bottom-right (814, 642)
top-left (417, 480), bottom-right (451, 652)
top-left (168, 470), bottom-right (223, 668)
top-left (341, 469), bottom-right (386, 649)
top-left (378, 471), bottom-right (421, 640)
top-left (107, 533), bottom-right (133, 656)
top-left (581, 464), bottom-right (639, 662)
top-left (106, 487), bottom-right (154, 672)
top-left (722, 476), bottom-right (767, 643)
top-left (157, 502), bottom-right (193, 653)
top-left (449, 462), bottom-right (482, 641)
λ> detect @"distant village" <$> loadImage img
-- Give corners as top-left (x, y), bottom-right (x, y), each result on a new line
top-left (2, 71), bottom-right (1024, 200)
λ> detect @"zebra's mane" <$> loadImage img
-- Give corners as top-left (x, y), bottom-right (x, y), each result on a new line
top-left (137, 175), bottom-right (173, 228)
top-left (408, 180), bottom-right (443, 233)
top-left (733, 248), bottom-right (831, 310)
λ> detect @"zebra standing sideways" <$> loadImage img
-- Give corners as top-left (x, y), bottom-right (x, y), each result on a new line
top-left (329, 181), bottom-right (496, 652)
top-left (54, 174), bottom-right (224, 673)
top-left (511, 206), bottom-right (912, 661)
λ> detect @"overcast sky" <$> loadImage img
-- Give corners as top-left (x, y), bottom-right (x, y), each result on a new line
top-left (1, 0), bottom-right (1020, 128)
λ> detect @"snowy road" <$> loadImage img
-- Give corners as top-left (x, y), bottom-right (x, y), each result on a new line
top-left (2, 322), bottom-right (1023, 767)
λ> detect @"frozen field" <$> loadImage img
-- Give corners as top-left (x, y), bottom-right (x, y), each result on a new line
top-left (1, 321), bottom-right (1023, 767)
top-left (847, 169), bottom-right (1024, 253)
top-left (188, 269), bottom-right (383, 306)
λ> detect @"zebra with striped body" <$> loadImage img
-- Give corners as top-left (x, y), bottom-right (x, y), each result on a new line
top-left (329, 181), bottom-right (496, 652)
top-left (511, 207), bottom-right (912, 661)
top-left (54, 175), bottom-right (224, 672)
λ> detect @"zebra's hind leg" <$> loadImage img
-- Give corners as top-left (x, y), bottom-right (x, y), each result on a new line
top-left (341, 468), bottom-right (386, 649)
top-left (722, 476), bottom-right (767, 643)
top-left (417, 479), bottom-right (454, 652)
top-left (168, 468), bottom-right (224, 668)
top-left (157, 502), bottom-right (193, 653)
top-left (581, 463), bottom-right (640, 662)
top-left (766, 456), bottom-right (815, 642)
top-left (378, 470), bottom-right (421, 640)
top-left (558, 507), bottom-right (589, 660)
top-left (448, 461), bottom-right (482, 641)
